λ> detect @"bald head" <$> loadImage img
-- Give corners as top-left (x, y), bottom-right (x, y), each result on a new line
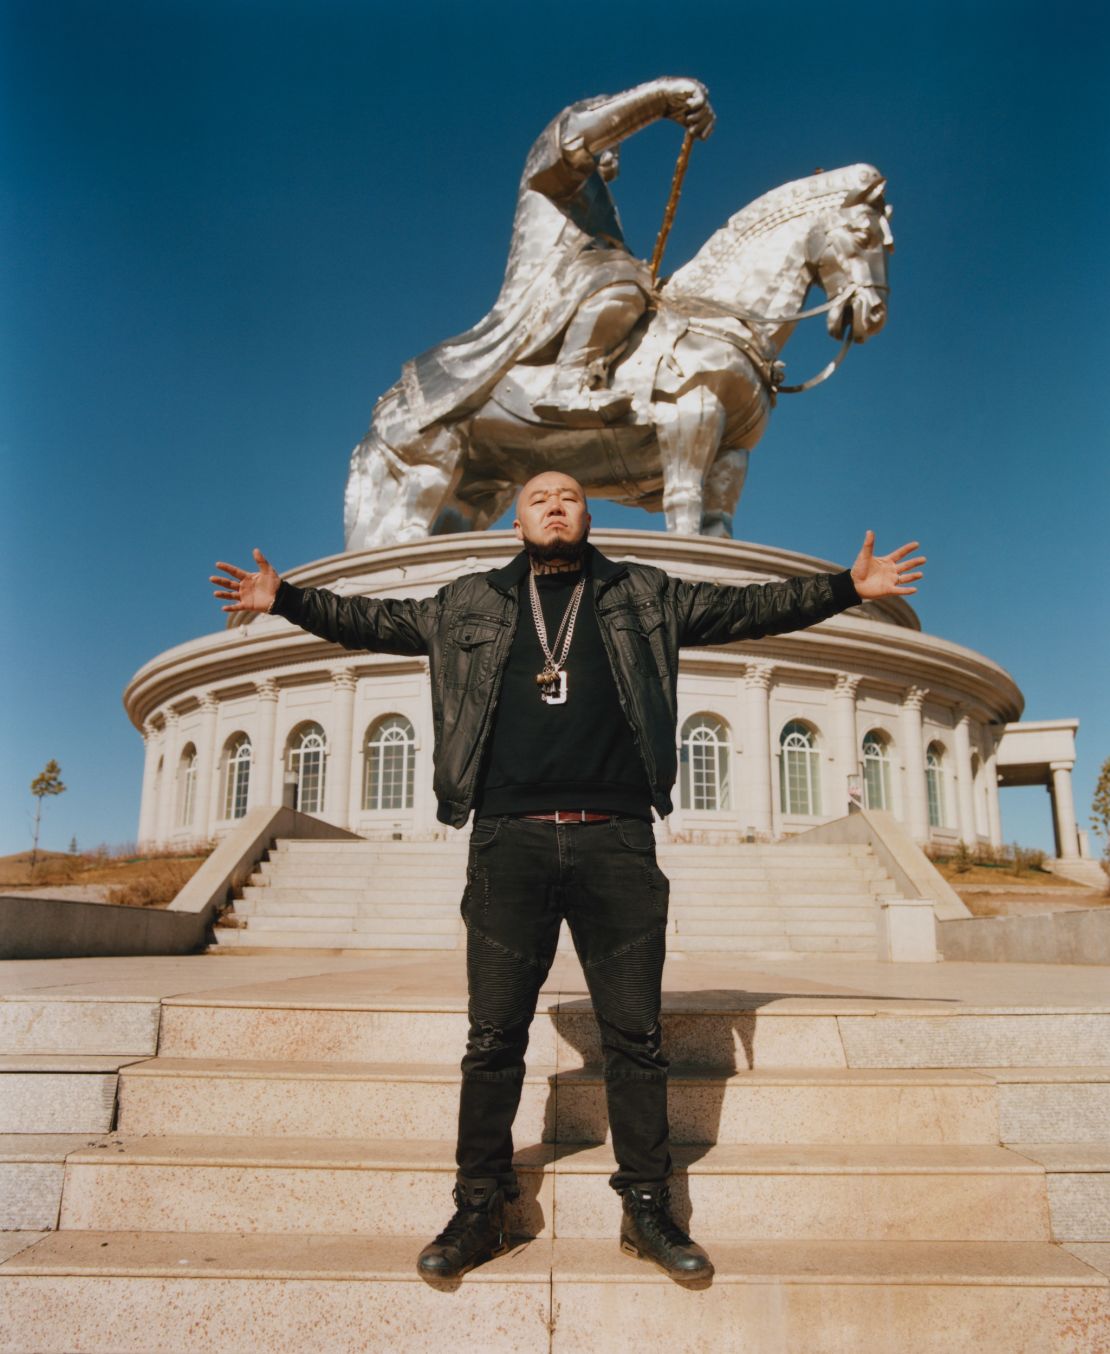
top-left (514, 471), bottom-right (588, 518)
top-left (513, 471), bottom-right (591, 565)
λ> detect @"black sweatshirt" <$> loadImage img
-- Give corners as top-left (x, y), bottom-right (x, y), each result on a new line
top-left (472, 566), bottom-right (653, 819)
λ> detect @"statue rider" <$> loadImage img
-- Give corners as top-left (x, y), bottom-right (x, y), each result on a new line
top-left (398, 79), bottom-right (715, 433)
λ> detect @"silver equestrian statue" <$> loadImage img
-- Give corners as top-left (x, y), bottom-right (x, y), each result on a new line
top-left (344, 77), bottom-right (893, 547)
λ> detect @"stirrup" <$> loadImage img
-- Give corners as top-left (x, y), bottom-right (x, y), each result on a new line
top-left (532, 371), bottom-right (632, 428)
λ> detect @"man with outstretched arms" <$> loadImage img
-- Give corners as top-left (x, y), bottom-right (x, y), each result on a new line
top-left (212, 472), bottom-right (924, 1282)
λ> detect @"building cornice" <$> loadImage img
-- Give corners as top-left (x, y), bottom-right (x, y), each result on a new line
top-left (124, 531), bottom-right (1019, 729)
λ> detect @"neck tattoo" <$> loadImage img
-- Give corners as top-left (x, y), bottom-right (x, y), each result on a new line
top-left (530, 558), bottom-right (581, 575)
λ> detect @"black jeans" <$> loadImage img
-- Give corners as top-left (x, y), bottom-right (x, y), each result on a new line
top-left (456, 813), bottom-right (672, 1196)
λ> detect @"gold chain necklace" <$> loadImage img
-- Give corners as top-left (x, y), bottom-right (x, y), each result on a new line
top-left (528, 571), bottom-right (585, 706)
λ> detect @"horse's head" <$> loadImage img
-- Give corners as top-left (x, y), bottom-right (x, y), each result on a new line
top-left (808, 174), bottom-right (894, 342)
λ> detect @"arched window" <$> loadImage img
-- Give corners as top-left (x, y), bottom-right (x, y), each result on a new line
top-left (177, 744), bottom-right (197, 828)
top-left (679, 714), bottom-right (731, 811)
top-left (780, 720), bottom-right (821, 816)
top-left (862, 730), bottom-right (893, 811)
top-left (287, 723), bottom-right (327, 814)
top-left (926, 742), bottom-right (947, 828)
top-left (363, 715), bottom-right (416, 811)
top-left (222, 734), bottom-right (251, 820)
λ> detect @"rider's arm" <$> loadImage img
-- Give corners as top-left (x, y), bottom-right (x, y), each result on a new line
top-left (528, 79), bottom-right (710, 201)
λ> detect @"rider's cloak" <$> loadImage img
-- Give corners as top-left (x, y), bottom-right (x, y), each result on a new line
top-left (385, 96), bottom-right (652, 439)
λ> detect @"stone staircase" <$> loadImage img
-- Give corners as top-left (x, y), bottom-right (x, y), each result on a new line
top-left (214, 838), bottom-right (901, 958)
top-left (1, 978), bottom-right (1108, 1351)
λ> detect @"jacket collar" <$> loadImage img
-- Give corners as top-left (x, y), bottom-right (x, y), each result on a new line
top-left (486, 542), bottom-right (629, 596)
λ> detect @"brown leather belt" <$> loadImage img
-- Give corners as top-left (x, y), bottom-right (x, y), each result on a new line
top-left (517, 810), bottom-right (613, 824)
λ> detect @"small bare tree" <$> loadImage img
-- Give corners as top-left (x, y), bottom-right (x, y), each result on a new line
top-left (30, 760), bottom-right (66, 870)
top-left (1091, 754), bottom-right (1110, 890)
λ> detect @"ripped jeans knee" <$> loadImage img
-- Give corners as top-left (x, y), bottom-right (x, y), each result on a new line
top-left (460, 1013), bottom-right (533, 1081)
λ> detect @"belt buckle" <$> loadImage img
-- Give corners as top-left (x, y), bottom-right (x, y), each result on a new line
top-left (554, 809), bottom-right (588, 824)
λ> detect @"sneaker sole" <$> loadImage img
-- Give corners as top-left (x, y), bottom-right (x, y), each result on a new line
top-left (417, 1236), bottom-right (512, 1280)
top-left (620, 1238), bottom-right (715, 1283)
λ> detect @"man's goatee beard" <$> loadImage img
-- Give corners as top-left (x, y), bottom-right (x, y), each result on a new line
top-left (524, 526), bottom-right (590, 566)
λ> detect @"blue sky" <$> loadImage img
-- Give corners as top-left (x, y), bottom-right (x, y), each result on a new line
top-left (1, 0), bottom-right (1107, 856)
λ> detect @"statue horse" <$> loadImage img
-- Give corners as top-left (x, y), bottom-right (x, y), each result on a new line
top-left (344, 164), bottom-right (893, 547)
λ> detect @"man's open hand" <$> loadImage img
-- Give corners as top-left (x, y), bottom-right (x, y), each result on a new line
top-left (211, 549), bottom-right (281, 614)
top-left (850, 532), bottom-right (926, 599)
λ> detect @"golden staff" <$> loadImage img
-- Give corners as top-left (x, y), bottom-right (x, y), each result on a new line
top-left (649, 128), bottom-right (696, 285)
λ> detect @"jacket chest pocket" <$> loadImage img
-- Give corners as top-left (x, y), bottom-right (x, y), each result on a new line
top-left (608, 605), bottom-right (665, 680)
top-left (444, 617), bottom-right (504, 690)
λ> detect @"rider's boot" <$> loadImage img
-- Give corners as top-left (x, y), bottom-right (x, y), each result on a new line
top-left (532, 282), bottom-right (645, 427)
top-left (416, 1178), bottom-right (513, 1279)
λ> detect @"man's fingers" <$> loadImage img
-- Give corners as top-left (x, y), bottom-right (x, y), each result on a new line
top-left (889, 541), bottom-right (921, 562)
top-left (212, 589), bottom-right (239, 601)
top-left (896, 555), bottom-right (927, 570)
top-left (215, 561), bottom-right (249, 580)
top-left (252, 548), bottom-right (274, 572)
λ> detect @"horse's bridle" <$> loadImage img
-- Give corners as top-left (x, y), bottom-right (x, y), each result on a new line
top-left (658, 282), bottom-right (890, 394)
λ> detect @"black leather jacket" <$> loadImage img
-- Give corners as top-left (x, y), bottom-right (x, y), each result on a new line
top-left (270, 543), bottom-right (861, 827)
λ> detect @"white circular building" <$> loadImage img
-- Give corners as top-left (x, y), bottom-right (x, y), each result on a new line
top-left (124, 530), bottom-right (1084, 859)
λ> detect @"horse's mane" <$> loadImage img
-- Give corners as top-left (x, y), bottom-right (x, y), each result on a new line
top-left (663, 163), bottom-right (883, 300)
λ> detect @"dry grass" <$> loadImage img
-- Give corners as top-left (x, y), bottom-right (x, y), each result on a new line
top-left (0, 844), bottom-right (214, 908)
top-left (929, 861), bottom-right (1079, 889)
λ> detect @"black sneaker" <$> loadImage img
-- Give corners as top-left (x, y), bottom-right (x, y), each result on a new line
top-left (620, 1184), bottom-right (714, 1280)
top-left (416, 1180), bottom-right (511, 1278)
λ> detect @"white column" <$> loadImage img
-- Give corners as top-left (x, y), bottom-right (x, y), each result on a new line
top-left (253, 680), bottom-right (280, 809)
top-left (744, 662), bottom-right (774, 836)
top-left (328, 669), bottom-right (357, 828)
top-left (1050, 761), bottom-right (1080, 859)
top-left (192, 693), bottom-right (220, 839)
top-left (953, 709), bottom-right (977, 845)
top-left (137, 722), bottom-right (161, 846)
top-left (155, 710), bottom-right (180, 845)
top-left (829, 673), bottom-right (861, 817)
top-left (985, 744), bottom-right (1003, 848)
top-left (900, 686), bottom-right (929, 842)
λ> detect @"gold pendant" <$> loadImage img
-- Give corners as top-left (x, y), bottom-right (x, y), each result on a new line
top-left (540, 670), bottom-right (568, 705)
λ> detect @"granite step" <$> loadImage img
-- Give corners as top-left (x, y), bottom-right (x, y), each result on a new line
top-left (0, 1056), bottom-right (145, 1134)
top-left (271, 839), bottom-right (875, 858)
top-left (5, 1232), bottom-right (1103, 1354)
top-left (114, 1058), bottom-right (1002, 1146)
top-left (0, 1135), bottom-right (104, 1230)
top-left (211, 928), bottom-right (460, 950)
top-left (253, 864), bottom-right (889, 886)
top-left (1005, 1144), bottom-right (1110, 1242)
top-left (241, 915), bottom-right (459, 935)
top-left (0, 998), bottom-right (159, 1056)
top-left (234, 894), bottom-right (461, 916)
top-left (155, 999), bottom-right (1110, 1070)
top-left (55, 1136), bottom-right (1050, 1242)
